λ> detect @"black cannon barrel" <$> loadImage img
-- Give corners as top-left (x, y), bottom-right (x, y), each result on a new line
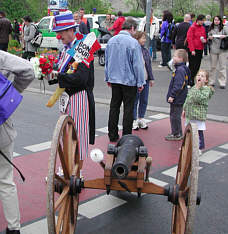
top-left (112, 135), bottom-right (144, 179)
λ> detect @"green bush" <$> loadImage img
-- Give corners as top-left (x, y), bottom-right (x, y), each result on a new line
top-left (174, 16), bottom-right (184, 23)
top-left (8, 40), bottom-right (20, 49)
top-left (122, 12), bottom-right (145, 18)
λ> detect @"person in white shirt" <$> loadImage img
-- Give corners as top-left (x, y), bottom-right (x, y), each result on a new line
top-left (138, 8), bottom-right (160, 60)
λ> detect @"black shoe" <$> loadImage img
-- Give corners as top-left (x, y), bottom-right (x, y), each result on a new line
top-left (6, 228), bottom-right (20, 234)
top-left (165, 134), bottom-right (183, 141)
top-left (220, 86), bottom-right (225, 89)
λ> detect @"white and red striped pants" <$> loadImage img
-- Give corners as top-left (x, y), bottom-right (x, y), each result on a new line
top-left (67, 90), bottom-right (89, 160)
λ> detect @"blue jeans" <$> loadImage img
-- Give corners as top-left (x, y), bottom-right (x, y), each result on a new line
top-left (161, 42), bottom-right (171, 66)
top-left (198, 130), bottom-right (205, 149)
top-left (133, 80), bottom-right (149, 120)
top-left (149, 38), bottom-right (157, 59)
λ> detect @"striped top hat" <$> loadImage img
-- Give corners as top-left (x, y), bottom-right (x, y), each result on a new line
top-left (52, 11), bottom-right (77, 32)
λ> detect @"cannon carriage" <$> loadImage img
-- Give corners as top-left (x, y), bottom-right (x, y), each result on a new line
top-left (47, 115), bottom-right (201, 234)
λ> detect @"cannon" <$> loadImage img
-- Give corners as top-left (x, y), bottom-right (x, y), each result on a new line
top-left (47, 115), bottom-right (201, 234)
top-left (110, 135), bottom-right (147, 179)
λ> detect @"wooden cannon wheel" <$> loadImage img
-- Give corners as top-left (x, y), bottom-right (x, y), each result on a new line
top-left (171, 123), bottom-right (200, 234)
top-left (47, 115), bottom-right (80, 234)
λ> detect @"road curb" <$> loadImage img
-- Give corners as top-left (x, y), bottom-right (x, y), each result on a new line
top-left (26, 87), bottom-right (228, 123)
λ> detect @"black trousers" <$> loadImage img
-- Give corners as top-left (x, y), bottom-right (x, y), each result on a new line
top-left (108, 84), bottom-right (137, 140)
top-left (22, 51), bottom-right (35, 61)
top-left (161, 42), bottom-right (171, 66)
top-left (198, 130), bottom-right (205, 149)
top-left (0, 43), bottom-right (8, 51)
top-left (188, 49), bottom-right (203, 86)
top-left (170, 104), bottom-right (183, 136)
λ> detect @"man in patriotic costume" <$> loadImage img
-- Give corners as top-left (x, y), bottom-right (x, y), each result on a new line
top-left (52, 11), bottom-right (100, 160)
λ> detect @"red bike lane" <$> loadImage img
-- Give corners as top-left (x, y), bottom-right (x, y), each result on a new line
top-left (0, 118), bottom-right (228, 231)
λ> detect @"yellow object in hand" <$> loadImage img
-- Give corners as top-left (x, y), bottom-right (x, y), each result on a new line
top-left (46, 62), bottom-right (79, 108)
top-left (46, 87), bottom-right (65, 107)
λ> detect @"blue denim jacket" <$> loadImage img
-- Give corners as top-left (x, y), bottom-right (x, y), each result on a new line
top-left (105, 31), bottom-right (145, 87)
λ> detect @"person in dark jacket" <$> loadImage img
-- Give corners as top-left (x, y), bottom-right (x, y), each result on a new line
top-left (159, 10), bottom-right (174, 67)
top-left (13, 19), bottom-right (20, 43)
top-left (165, 49), bottom-right (190, 141)
top-left (0, 11), bottom-right (12, 51)
top-left (132, 31), bottom-right (155, 130)
top-left (52, 11), bottom-right (96, 162)
top-left (172, 14), bottom-right (191, 50)
top-left (73, 11), bottom-right (88, 34)
top-left (79, 8), bottom-right (90, 33)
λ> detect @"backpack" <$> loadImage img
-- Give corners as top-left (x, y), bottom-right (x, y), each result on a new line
top-left (0, 72), bottom-right (23, 125)
top-left (30, 24), bottom-right (43, 48)
top-left (166, 23), bottom-right (175, 40)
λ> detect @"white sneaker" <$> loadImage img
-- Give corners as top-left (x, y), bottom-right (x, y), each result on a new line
top-left (199, 149), bottom-right (202, 155)
top-left (132, 120), bottom-right (139, 130)
top-left (167, 59), bottom-right (174, 71)
top-left (138, 118), bottom-right (148, 129)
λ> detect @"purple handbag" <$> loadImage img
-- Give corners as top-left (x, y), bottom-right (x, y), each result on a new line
top-left (0, 72), bottom-right (23, 125)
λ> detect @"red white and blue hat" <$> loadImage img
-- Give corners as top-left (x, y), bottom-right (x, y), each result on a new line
top-left (52, 11), bottom-right (77, 32)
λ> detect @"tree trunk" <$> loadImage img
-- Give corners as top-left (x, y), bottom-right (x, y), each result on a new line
top-left (220, 0), bottom-right (224, 17)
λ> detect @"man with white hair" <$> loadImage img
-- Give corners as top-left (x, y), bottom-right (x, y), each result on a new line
top-left (204, 15), bottom-right (212, 55)
top-left (172, 14), bottom-right (191, 50)
top-left (167, 14), bottom-right (191, 71)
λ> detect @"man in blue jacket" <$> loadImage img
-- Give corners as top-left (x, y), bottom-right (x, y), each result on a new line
top-left (105, 18), bottom-right (145, 142)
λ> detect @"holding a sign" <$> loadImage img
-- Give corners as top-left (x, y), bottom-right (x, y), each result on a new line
top-left (47, 11), bottom-right (100, 160)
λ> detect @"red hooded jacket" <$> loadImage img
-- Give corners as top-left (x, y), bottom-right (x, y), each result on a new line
top-left (109, 16), bottom-right (125, 35)
top-left (187, 22), bottom-right (206, 52)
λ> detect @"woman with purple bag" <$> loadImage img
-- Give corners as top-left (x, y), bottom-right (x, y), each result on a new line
top-left (0, 50), bottom-right (35, 234)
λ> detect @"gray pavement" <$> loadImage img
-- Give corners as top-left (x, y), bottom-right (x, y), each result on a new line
top-left (27, 50), bottom-right (228, 122)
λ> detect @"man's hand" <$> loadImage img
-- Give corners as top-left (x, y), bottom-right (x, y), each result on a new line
top-left (107, 82), bottom-right (112, 87)
top-left (138, 86), bottom-right (144, 92)
top-left (182, 111), bottom-right (185, 118)
top-left (149, 80), bottom-right (154, 87)
top-left (168, 97), bottom-right (174, 103)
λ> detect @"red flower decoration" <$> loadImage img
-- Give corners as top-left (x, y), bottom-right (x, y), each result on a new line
top-left (76, 33), bottom-right (83, 40)
top-left (39, 57), bottom-right (47, 64)
top-left (38, 55), bottom-right (58, 75)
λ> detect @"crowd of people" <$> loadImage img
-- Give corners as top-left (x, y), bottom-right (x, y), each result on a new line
top-left (0, 7), bottom-right (228, 233)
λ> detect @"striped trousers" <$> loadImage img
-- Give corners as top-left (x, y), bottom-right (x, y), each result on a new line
top-left (67, 90), bottom-right (89, 160)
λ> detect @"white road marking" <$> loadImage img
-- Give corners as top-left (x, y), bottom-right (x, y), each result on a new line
top-left (149, 113), bottom-right (169, 120)
top-left (162, 165), bottom-right (202, 179)
top-left (199, 150), bottom-right (227, 164)
top-left (21, 218), bottom-right (48, 234)
top-left (140, 118), bottom-right (151, 123)
top-left (148, 177), bottom-right (168, 187)
top-left (218, 143), bottom-right (228, 150)
top-left (96, 125), bottom-right (122, 134)
top-left (13, 152), bottom-right (20, 157)
top-left (162, 166), bottom-right (177, 178)
top-left (78, 194), bottom-right (126, 219)
top-left (21, 216), bottom-right (82, 233)
top-left (24, 141), bottom-right (51, 152)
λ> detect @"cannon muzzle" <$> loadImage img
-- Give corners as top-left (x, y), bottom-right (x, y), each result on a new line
top-left (110, 135), bottom-right (146, 179)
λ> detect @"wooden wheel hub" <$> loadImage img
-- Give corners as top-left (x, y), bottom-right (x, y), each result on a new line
top-left (69, 176), bottom-right (84, 195)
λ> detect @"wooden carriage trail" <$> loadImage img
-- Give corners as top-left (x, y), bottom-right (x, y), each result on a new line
top-left (0, 114), bottom-right (228, 233)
